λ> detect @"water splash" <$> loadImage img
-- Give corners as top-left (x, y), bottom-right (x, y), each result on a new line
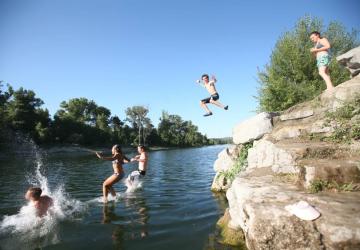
top-left (125, 171), bottom-right (144, 193)
top-left (0, 138), bottom-right (86, 250)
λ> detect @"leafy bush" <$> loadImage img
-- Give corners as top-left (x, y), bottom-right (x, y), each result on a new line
top-left (218, 142), bottom-right (253, 182)
top-left (309, 179), bottom-right (356, 193)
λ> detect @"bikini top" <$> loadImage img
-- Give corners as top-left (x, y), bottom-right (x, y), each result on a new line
top-left (315, 42), bottom-right (324, 49)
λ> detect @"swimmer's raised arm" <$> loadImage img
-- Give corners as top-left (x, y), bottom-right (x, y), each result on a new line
top-left (95, 152), bottom-right (115, 161)
top-left (123, 156), bottom-right (131, 163)
top-left (131, 154), bottom-right (139, 162)
top-left (196, 79), bottom-right (205, 87)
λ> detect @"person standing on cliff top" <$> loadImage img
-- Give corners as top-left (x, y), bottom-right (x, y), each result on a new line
top-left (196, 74), bottom-right (228, 117)
top-left (309, 31), bottom-right (335, 92)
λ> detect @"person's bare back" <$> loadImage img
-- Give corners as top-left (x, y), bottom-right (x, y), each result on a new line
top-left (34, 195), bottom-right (54, 217)
top-left (25, 187), bottom-right (54, 217)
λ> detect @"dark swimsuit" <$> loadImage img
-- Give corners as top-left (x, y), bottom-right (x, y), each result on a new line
top-left (201, 93), bottom-right (219, 104)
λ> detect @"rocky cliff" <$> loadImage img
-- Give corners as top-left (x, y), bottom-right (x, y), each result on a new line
top-left (212, 47), bottom-right (360, 250)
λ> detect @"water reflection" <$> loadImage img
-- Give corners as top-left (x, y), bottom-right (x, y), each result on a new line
top-left (124, 193), bottom-right (150, 239)
top-left (101, 193), bottom-right (150, 248)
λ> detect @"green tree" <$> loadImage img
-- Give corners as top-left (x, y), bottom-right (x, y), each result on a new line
top-left (5, 87), bottom-right (51, 143)
top-left (0, 82), bottom-right (13, 127)
top-left (257, 15), bottom-right (359, 112)
top-left (53, 98), bottom-right (112, 145)
top-left (57, 98), bottom-right (96, 124)
top-left (125, 106), bottom-right (151, 145)
top-left (157, 111), bottom-right (209, 146)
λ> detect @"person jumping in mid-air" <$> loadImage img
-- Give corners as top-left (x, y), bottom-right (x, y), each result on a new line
top-left (196, 74), bottom-right (228, 116)
top-left (95, 145), bottom-right (131, 203)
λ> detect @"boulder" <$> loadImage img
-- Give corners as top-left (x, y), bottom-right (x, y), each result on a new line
top-left (216, 208), bottom-right (246, 247)
top-left (213, 146), bottom-right (237, 172)
top-left (337, 46), bottom-right (360, 78)
top-left (211, 172), bottom-right (231, 192)
top-left (320, 76), bottom-right (360, 110)
top-left (247, 139), bottom-right (298, 174)
top-left (233, 112), bottom-right (273, 144)
top-left (226, 175), bottom-right (360, 250)
top-left (211, 145), bottom-right (239, 192)
top-left (280, 110), bottom-right (314, 121)
top-left (299, 159), bottom-right (360, 188)
top-left (272, 126), bottom-right (303, 140)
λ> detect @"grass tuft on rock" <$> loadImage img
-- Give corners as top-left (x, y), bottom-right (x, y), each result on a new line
top-left (218, 142), bottom-right (253, 183)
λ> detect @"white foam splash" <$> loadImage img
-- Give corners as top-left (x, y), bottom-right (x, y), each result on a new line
top-left (124, 171), bottom-right (144, 193)
top-left (0, 158), bottom-right (86, 250)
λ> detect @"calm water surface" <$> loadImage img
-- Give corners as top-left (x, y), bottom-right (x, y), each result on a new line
top-left (0, 145), bottom-right (233, 250)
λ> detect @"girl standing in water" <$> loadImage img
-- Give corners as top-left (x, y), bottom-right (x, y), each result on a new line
top-left (95, 145), bottom-right (131, 203)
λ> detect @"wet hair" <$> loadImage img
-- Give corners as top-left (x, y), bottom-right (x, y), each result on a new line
top-left (28, 187), bottom-right (42, 200)
top-left (138, 145), bottom-right (146, 151)
top-left (310, 31), bottom-right (321, 38)
top-left (201, 74), bottom-right (209, 79)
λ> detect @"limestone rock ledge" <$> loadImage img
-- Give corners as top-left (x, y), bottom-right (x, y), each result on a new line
top-left (227, 175), bottom-right (360, 250)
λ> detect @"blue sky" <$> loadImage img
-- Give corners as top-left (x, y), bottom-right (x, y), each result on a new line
top-left (0, 0), bottom-right (359, 138)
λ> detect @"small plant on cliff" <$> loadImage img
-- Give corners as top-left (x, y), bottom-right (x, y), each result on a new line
top-left (218, 142), bottom-right (253, 182)
top-left (309, 179), bottom-right (356, 193)
top-left (324, 94), bottom-right (360, 143)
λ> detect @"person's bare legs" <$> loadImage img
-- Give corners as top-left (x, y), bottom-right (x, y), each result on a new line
top-left (103, 175), bottom-right (120, 203)
top-left (200, 101), bottom-right (212, 115)
top-left (210, 99), bottom-right (228, 110)
top-left (109, 187), bottom-right (116, 197)
top-left (319, 66), bottom-right (334, 91)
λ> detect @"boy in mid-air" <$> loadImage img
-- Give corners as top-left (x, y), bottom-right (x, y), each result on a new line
top-left (197, 74), bottom-right (228, 116)
top-left (25, 187), bottom-right (54, 217)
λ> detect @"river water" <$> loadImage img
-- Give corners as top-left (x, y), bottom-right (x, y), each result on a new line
top-left (0, 143), bottom-right (234, 250)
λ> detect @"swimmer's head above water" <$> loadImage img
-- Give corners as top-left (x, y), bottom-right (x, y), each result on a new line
top-left (25, 187), bottom-right (42, 201)
top-left (137, 145), bottom-right (146, 153)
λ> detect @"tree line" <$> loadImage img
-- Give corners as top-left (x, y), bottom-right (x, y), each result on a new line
top-left (0, 83), bottom-right (216, 147)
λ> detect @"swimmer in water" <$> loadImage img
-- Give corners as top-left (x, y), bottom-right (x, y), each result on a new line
top-left (128, 145), bottom-right (148, 183)
top-left (96, 145), bottom-right (131, 203)
top-left (25, 187), bottom-right (54, 217)
top-left (131, 145), bottom-right (148, 177)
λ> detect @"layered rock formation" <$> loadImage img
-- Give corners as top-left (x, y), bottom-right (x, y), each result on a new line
top-left (212, 47), bottom-right (360, 249)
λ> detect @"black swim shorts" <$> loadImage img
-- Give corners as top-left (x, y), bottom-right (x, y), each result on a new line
top-left (201, 93), bottom-right (219, 104)
top-left (139, 170), bottom-right (146, 176)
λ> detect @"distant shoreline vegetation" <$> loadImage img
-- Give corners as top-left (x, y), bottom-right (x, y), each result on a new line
top-left (0, 82), bottom-right (223, 148)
